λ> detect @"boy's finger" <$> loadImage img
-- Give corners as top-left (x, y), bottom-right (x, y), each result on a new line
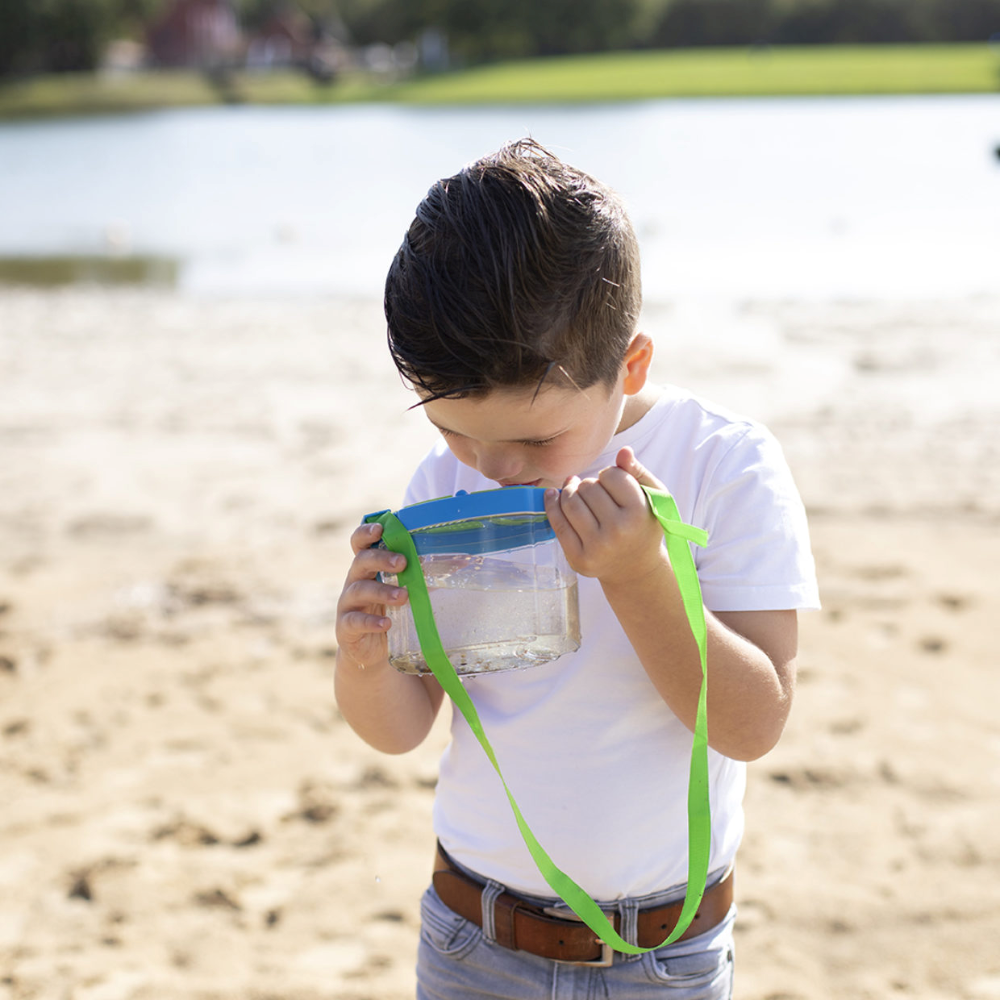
top-left (580, 473), bottom-right (631, 519)
top-left (543, 488), bottom-right (583, 558)
top-left (350, 521), bottom-right (384, 555)
top-left (598, 463), bottom-right (650, 509)
top-left (340, 610), bottom-right (392, 636)
top-left (347, 546), bottom-right (406, 583)
top-left (557, 477), bottom-right (602, 536)
top-left (345, 578), bottom-right (408, 609)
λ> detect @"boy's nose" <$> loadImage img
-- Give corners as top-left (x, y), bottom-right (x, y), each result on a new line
top-left (475, 445), bottom-right (523, 483)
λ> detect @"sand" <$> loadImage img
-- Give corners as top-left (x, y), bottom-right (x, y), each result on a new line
top-left (1, 286), bottom-right (998, 1000)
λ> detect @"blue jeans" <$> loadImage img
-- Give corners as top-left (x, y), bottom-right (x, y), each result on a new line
top-left (416, 874), bottom-right (736, 1000)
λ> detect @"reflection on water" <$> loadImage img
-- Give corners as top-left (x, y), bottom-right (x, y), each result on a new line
top-left (0, 97), bottom-right (998, 299)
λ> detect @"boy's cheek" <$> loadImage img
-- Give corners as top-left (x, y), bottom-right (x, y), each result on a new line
top-left (442, 438), bottom-right (475, 470)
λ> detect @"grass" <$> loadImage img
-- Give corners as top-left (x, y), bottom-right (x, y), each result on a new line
top-left (0, 43), bottom-right (997, 119)
top-left (385, 43), bottom-right (1000, 103)
top-left (0, 67), bottom-right (370, 119)
top-left (0, 255), bottom-right (180, 287)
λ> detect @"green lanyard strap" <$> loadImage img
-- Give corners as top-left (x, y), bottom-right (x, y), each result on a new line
top-left (372, 485), bottom-right (709, 953)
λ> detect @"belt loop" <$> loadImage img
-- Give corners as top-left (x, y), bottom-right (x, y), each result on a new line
top-left (480, 880), bottom-right (504, 945)
top-left (617, 895), bottom-right (640, 964)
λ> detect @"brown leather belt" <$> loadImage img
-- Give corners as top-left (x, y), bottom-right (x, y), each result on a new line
top-left (433, 843), bottom-right (734, 966)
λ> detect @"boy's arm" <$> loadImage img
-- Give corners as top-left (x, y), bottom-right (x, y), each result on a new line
top-left (602, 562), bottom-right (797, 762)
top-left (334, 522), bottom-right (445, 754)
top-left (544, 447), bottom-right (798, 763)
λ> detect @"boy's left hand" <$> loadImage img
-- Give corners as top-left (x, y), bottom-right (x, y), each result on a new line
top-left (543, 446), bottom-right (668, 586)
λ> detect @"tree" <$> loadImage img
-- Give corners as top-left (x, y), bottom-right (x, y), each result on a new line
top-left (0, 0), bottom-right (44, 75)
top-left (650, 0), bottom-right (775, 47)
top-left (0, 0), bottom-right (157, 76)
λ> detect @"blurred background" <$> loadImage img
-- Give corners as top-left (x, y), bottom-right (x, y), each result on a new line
top-left (2, 0), bottom-right (1000, 299)
top-left (1, 4), bottom-right (999, 1000)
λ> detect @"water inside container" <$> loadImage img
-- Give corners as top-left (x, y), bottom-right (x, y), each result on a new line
top-left (384, 552), bottom-right (580, 676)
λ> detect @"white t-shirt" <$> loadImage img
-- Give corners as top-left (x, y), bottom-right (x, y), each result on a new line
top-left (403, 385), bottom-right (820, 900)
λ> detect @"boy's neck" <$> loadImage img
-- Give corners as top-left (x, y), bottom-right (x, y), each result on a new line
top-left (617, 385), bottom-right (661, 436)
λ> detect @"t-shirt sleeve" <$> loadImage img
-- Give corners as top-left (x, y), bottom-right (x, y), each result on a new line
top-left (692, 425), bottom-right (820, 612)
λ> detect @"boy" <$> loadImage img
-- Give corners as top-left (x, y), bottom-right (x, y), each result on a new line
top-left (335, 139), bottom-right (819, 998)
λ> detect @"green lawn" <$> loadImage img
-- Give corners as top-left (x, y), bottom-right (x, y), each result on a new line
top-left (0, 43), bottom-right (997, 119)
top-left (387, 43), bottom-right (1000, 103)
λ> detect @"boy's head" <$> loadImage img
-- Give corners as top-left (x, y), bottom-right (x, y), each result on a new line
top-left (384, 138), bottom-right (642, 402)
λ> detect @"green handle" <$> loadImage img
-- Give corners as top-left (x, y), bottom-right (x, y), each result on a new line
top-left (371, 485), bottom-right (710, 953)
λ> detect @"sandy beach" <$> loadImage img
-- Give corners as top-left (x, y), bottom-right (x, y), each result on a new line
top-left (1, 285), bottom-right (998, 1000)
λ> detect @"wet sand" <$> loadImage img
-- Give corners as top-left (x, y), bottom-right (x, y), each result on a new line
top-left (1, 287), bottom-right (998, 999)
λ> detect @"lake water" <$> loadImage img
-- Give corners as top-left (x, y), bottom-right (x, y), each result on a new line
top-left (1, 96), bottom-right (998, 301)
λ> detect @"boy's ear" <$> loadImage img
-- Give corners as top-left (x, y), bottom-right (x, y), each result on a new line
top-left (622, 333), bottom-right (654, 395)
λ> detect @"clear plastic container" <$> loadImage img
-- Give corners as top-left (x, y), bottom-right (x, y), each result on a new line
top-left (367, 488), bottom-right (581, 676)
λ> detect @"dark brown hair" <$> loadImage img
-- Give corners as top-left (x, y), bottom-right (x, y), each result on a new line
top-left (384, 138), bottom-right (642, 401)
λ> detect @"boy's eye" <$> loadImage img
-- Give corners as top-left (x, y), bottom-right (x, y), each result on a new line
top-left (439, 427), bottom-right (555, 448)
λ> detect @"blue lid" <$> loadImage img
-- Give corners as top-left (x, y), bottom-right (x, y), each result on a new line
top-left (396, 486), bottom-right (547, 529)
top-left (365, 487), bottom-right (556, 555)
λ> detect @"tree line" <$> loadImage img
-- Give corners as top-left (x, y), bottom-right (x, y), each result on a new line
top-left (343, 0), bottom-right (1000, 63)
top-left (2, 0), bottom-right (999, 78)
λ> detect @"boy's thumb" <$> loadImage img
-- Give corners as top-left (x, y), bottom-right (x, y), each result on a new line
top-left (617, 446), bottom-right (664, 490)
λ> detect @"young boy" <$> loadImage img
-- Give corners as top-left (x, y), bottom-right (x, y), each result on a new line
top-left (335, 139), bottom-right (819, 999)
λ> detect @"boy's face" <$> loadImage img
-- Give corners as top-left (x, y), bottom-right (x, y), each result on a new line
top-left (421, 382), bottom-right (625, 489)
top-left (420, 349), bottom-right (655, 491)
top-left (419, 334), bottom-right (653, 489)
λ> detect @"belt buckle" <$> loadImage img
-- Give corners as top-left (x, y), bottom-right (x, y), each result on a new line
top-left (541, 905), bottom-right (616, 967)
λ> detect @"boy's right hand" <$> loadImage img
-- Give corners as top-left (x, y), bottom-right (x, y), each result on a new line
top-left (335, 522), bottom-right (410, 671)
